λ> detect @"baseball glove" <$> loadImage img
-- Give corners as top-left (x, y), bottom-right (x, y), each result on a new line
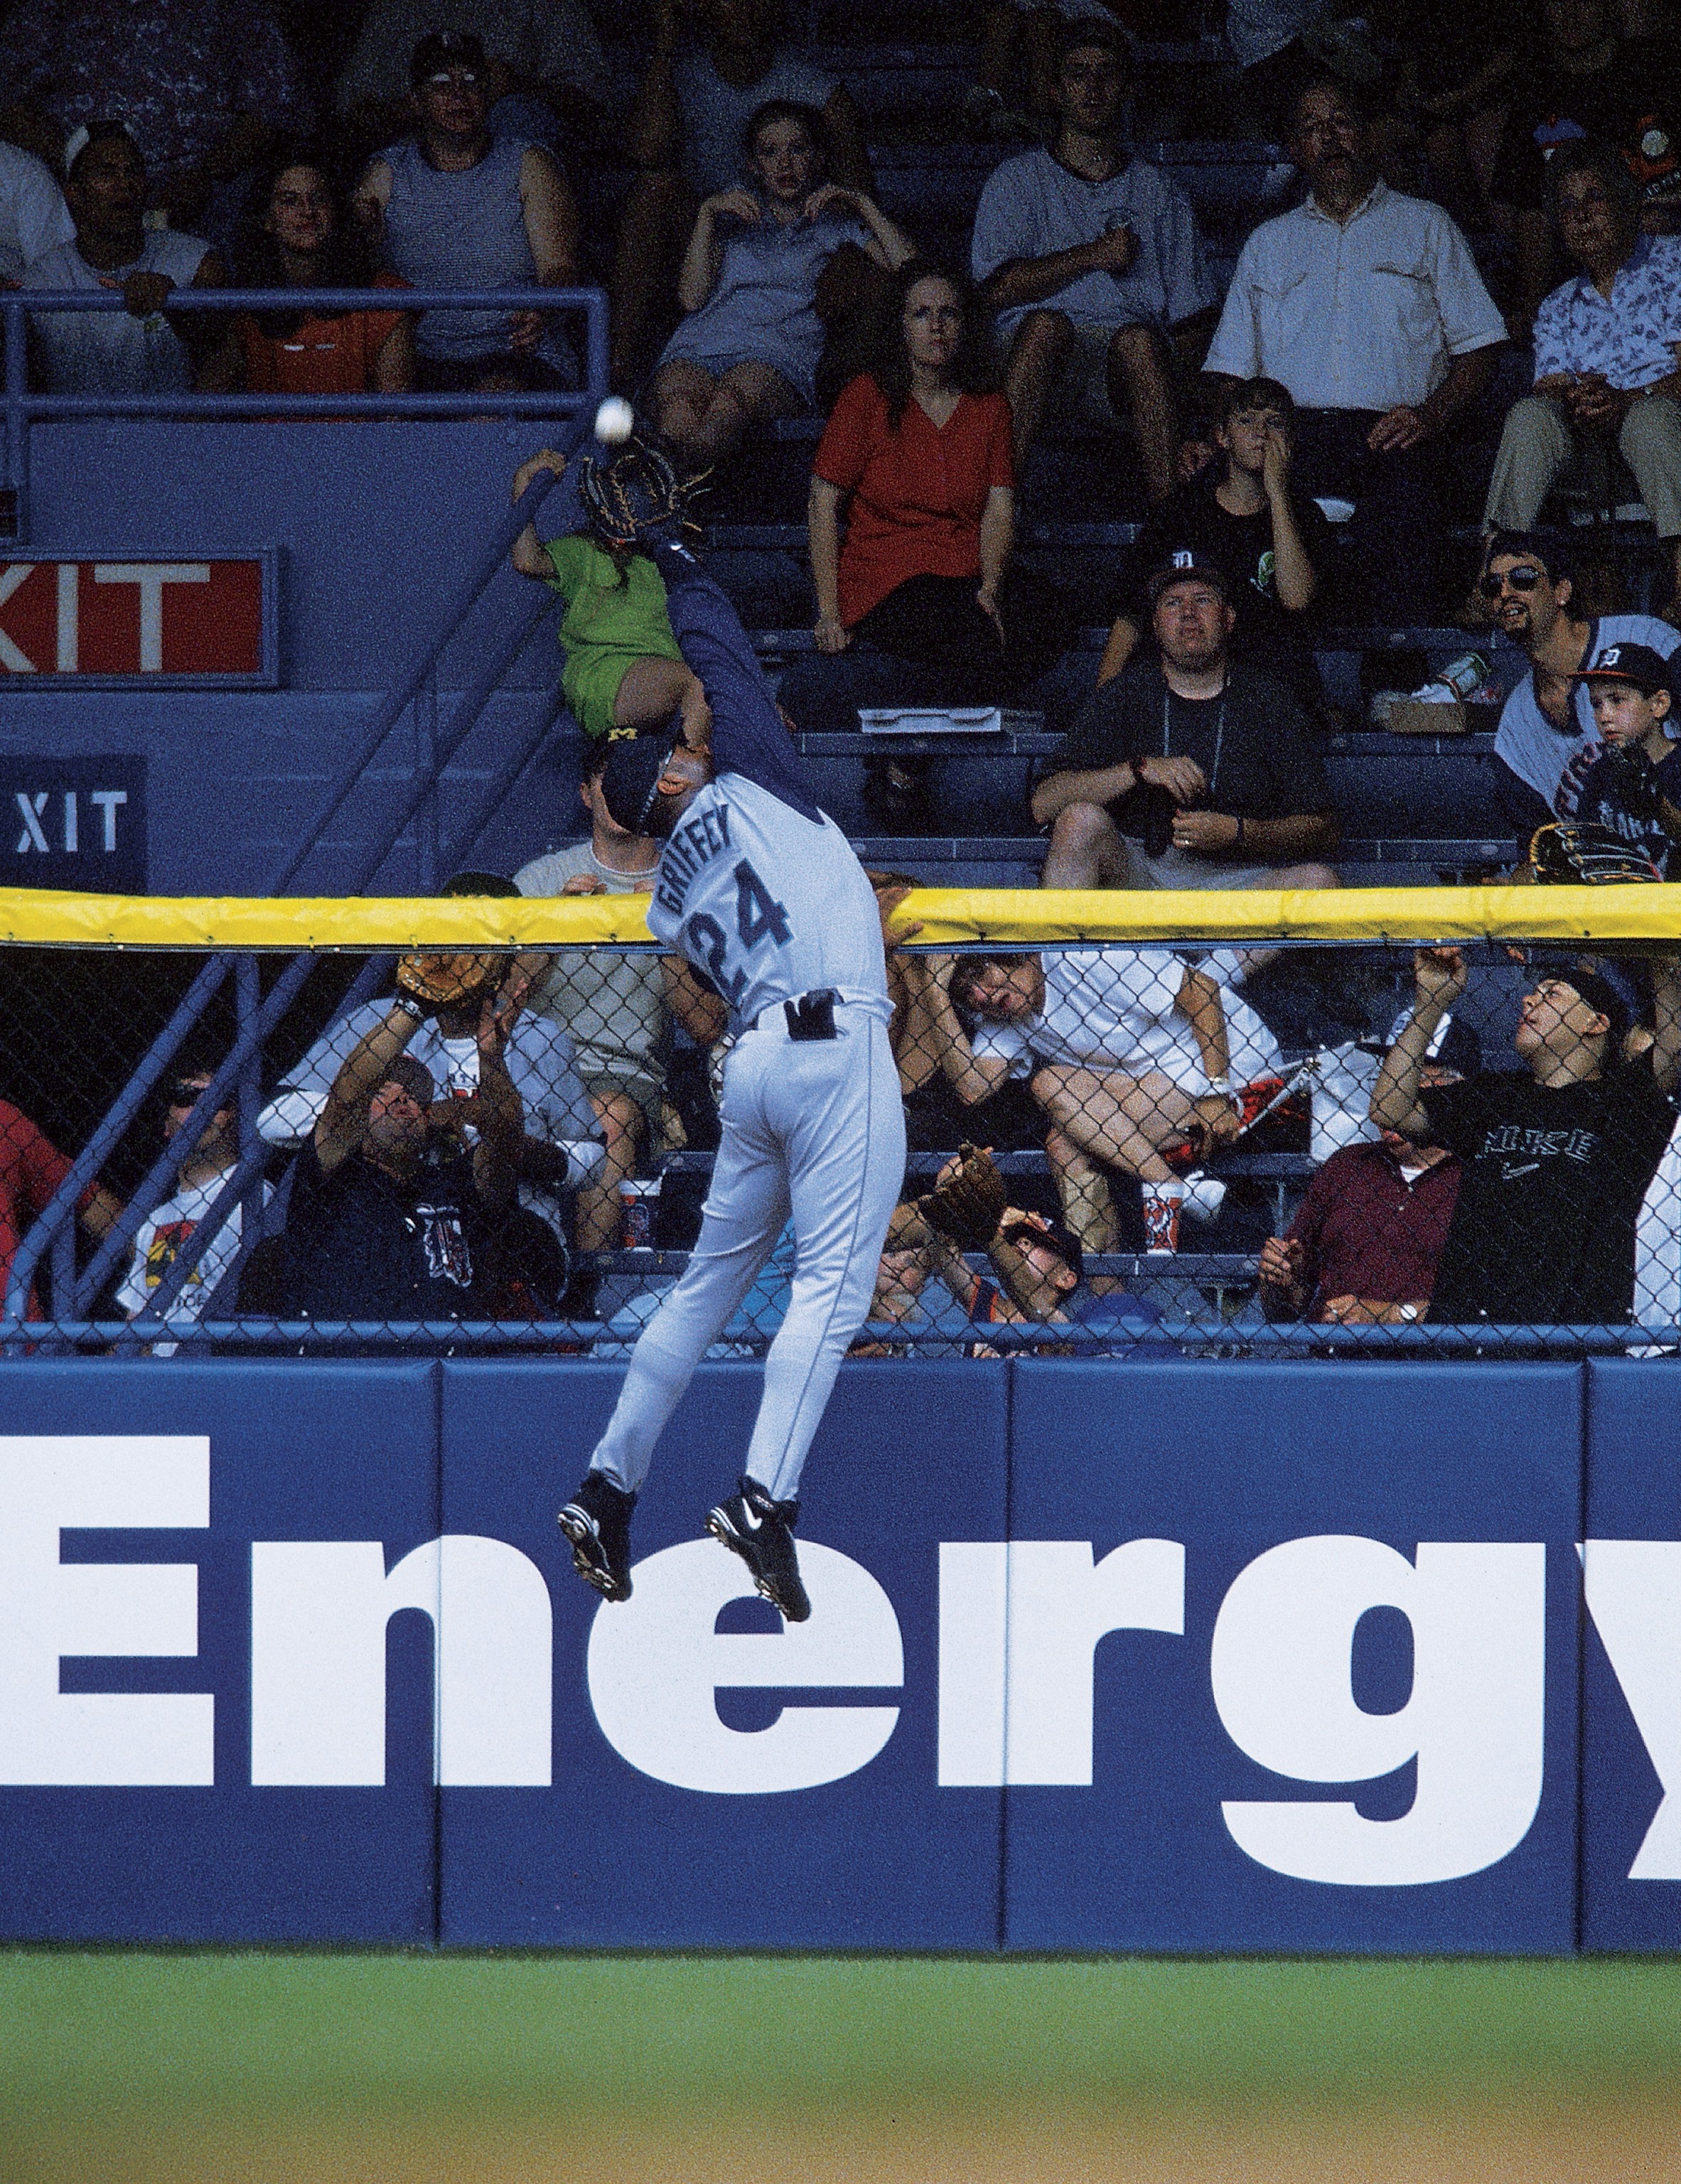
top-left (918, 1142), bottom-right (1007, 1252)
top-left (394, 950), bottom-right (503, 1013)
top-left (1529, 822), bottom-right (1663, 885)
top-left (576, 437), bottom-right (708, 552)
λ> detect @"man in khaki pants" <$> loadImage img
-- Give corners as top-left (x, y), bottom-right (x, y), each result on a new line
top-left (1482, 140), bottom-right (1681, 622)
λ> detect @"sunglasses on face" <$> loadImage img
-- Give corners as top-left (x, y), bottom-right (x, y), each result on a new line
top-left (161, 1082), bottom-right (211, 1109)
top-left (1479, 564), bottom-right (1545, 598)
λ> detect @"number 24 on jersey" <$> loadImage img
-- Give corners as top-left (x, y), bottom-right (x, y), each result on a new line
top-left (685, 860), bottom-right (791, 1007)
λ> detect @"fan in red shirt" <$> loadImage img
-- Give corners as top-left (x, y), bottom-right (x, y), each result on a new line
top-left (779, 260), bottom-right (1072, 750)
top-left (0, 1101), bottom-right (122, 1321)
top-left (1257, 1013), bottom-right (1480, 1326)
top-left (228, 151), bottom-right (414, 397)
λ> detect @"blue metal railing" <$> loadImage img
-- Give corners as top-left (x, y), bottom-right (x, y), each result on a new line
top-left (2, 284), bottom-right (608, 542)
top-left (1, 323), bottom-right (607, 1340)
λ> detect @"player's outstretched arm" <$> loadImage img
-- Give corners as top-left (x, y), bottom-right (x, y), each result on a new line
top-left (657, 551), bottom-right (824, 819)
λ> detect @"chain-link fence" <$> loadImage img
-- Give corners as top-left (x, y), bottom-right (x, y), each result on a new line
top-left (3, 896), bottom-right (1680, 1357)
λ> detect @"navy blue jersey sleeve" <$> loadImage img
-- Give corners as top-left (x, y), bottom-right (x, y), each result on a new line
top-left (656, 546), bottom-right (823, 822)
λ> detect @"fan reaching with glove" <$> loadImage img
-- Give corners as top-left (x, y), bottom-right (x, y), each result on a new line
top-left (917, 1141), bottom-right (1008, 1252)
top-left (394, 950), bottom-right (506, 1015)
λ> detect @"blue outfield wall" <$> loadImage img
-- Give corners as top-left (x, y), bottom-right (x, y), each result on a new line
top-left (0, 1356), bottom-right (1676, 1954)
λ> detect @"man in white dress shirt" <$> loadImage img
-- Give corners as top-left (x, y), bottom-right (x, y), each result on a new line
top-left (1198, 75), bottom-right (1506, 617)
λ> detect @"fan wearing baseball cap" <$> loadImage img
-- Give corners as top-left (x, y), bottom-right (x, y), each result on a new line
top-left (1032, 558), bottom-right (1340, 903)
top-left (352, 28), bottom-right (583, 393)
top-left (1374, 943), bottom-right (1681, 1326)
top-left (1567, 642), bottom-right (1681, 876)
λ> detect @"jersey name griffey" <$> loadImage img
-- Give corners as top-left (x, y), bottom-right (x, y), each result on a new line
top-left (646, 772), bottom-right (891, 1026)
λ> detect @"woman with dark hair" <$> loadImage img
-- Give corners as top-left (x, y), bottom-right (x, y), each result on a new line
top-left (647, 97), bottom-right (913, 464)
top-left (809, 261), bottom-right (1012, 664)
top-left (231, 151), bottom-right (414, 394)
top-left (780, 259), bottom-right (1070, 755)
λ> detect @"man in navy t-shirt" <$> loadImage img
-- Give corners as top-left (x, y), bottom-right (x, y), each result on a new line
top-left (279, 977), bottom-right (525, 1331)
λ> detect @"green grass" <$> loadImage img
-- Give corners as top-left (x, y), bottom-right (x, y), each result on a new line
top-left (5, 1954), bottom-right (1681, 2119)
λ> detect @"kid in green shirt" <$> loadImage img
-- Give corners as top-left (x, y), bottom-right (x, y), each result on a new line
top-left (511, 443), bottom-right (709, 745)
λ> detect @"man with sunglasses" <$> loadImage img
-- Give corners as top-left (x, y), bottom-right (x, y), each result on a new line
top-left (1485, 529), bottom-right (1678, 834)
top-left (117, 1067), bottom-right (264, 1352)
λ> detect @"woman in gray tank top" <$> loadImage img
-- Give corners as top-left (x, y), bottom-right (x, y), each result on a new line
top-left (355, 29), bottom-right (582, 392)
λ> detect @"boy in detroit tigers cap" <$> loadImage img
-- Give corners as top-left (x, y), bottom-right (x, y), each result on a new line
top-left (1567, 642), bottom-right (1681, 878)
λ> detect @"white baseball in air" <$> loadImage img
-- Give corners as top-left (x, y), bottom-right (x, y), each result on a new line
top-left (594, 396), bottom-right (635, 445)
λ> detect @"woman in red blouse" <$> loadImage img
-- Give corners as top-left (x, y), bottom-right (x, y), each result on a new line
top-left (230, 154), bottom-right (414, 397)
top-left (810, 263), bottom-right (1016, 676)
top-left (784, 263), bottom-right (1069, 759)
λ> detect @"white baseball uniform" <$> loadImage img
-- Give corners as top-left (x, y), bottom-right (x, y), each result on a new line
top-left (588, 556), bottom-right (906, 1504)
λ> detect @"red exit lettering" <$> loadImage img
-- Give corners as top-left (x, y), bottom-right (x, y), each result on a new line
top-left (0, 561), bottom-right (263, 676)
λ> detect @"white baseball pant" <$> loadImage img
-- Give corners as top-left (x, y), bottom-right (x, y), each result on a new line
top-left (589, 999), bottom-right (906, 1503)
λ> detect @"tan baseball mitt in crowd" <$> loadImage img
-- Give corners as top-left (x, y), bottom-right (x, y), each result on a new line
top-left (918, 1142), bottom-right (1007, 1252)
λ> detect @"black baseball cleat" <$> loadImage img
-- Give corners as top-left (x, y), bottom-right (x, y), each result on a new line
top-left (706, 1475), bottom-right (811, 1622)
top-left (558, 1471), bottom-right (636, 1603)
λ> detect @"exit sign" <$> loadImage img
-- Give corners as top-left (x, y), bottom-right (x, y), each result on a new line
top-left (0, 556), bottom-right (276, 685)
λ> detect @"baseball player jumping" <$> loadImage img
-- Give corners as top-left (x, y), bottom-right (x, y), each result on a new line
top-left (558, 441), bottom-right (906, 1623)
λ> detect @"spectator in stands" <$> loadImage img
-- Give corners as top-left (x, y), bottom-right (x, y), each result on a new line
top-left (647, 100), bottom-right (915, 466)
top-left (116, 1067), bottom-right (265, 1350)
top-left (608, 0), bottom-right (872, 389)
top-left (950, 947), bottom-right (1282, 1253)
top-left (1490, 0), bottom-right (1681, 333)
top-left (1096, 376), bottom-right (1333, 710)
top-left (972, 21), bottom-right (1217, 494)
top-left (779, 263), bottom-right (1070, 741)
top-left (0, 0), bottom-right (308, 252)
top-left (355, 31), bottom-right (582, 393)
top-left (879, 1193), bottom-right (1168, 1348)
top-left (1031, 564), bottom-right (1340, 898)
top-left (0, 1099), bottom-right (121, 1321)
top-left (1259, 1012), bottom-right (1478, 1324)
top-left (336, 0), bottom-right (615, 157)
top-left (513, 737), bottom-right (730, 1278)
top-left (1485, 531), bottom-right (1678, 830)
top-left (259, 893), bottom-right (605, 1259)
top-left (965, 1205), bottom-right (1164, 1332)
top-left (229, 151), bottom-right (414, 395)
top-left (896, 947), bottom-right (1065, 1156)
top-left (1197, 76), bottom-right (1506, 618)
top-left (847, 1202), bottom-right (952, 1355)
top-left (25, 125), bottom-right (231, 395)
top-left (1567, 641), bottom-right (1681, 871)
top-left (0, 136), bottom-right (72, 285)
top-left (807, 267), bottom-right (1013, 675)
top-left (276, 985), bottom-right (525, 1330)
top-left (1374, 944), bottom-right (1681, 1324)
top-left (510, 443), bottom-right (709, 744)
top-left (1480, 144), bottom-right (1681, 624)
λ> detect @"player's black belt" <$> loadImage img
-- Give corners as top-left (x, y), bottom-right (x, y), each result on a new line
top-left (748, 989), bottom-right (839, 1041)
